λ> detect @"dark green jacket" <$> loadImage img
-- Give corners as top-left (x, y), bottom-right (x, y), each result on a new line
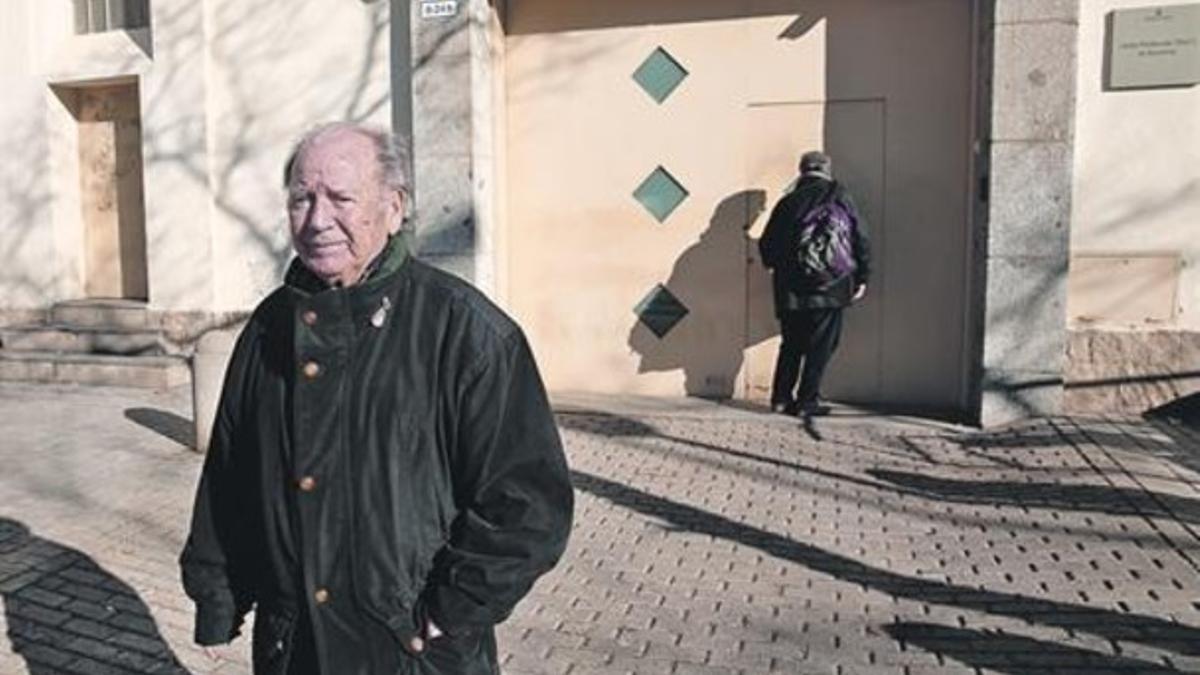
top-left (758, 176), bottom-right (871, 313)
top-left (180, 237), bottom-right (573, 674)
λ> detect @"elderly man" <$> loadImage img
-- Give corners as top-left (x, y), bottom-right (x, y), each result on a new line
top-left (180, 122), bottom-right (573, 674)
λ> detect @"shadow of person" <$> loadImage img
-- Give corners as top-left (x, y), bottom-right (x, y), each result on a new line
top-left (627, 190), bottom-right (769, 398)
top-left (125, 407), bottom-right (196, 448)
top-left (0, 517), bottom-right (185, 673)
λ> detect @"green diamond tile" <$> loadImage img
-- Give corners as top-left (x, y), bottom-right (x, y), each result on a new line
top-left (633, 47), bottom-right (688, 104)
top-left (634, 284), bottom-right (689, 338)
top-left (633, 166), bottom-right (688, 223)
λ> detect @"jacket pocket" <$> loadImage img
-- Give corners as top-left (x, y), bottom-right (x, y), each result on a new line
top-left (369, 584), bottom-right (494, 674)
top-left (251, 607), bottom-right (297, 675)
top-left (380, 584), bottom-right (420, 643)
top-left (418, 627), bottom-right (496, 675)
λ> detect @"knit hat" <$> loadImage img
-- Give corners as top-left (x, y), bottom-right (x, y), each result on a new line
top-left (799, 151), bottom-right (832, 178)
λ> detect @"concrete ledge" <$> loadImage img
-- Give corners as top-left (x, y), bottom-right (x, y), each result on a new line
top-left (0, 327), bottom-right (166, 356)
top-left (154, 311), bottom-right (247, 349)
top-left (1, 305), bottom-right (247, 354)
top-left (0, 309), bottom-right (50, 328)
top-left (1066, 328), bottom-right (1200, 414)
top-left (0, 351), bottom-right (190, 388)
top-left (51, 300), bottom-right (150, 330)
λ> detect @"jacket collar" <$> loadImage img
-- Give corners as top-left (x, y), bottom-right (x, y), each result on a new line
top-left (283, 234), bottom-right (412, 329)
top-left (284, 234), bottom-right (409, 294)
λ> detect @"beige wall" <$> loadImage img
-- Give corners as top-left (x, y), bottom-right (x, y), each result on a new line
top-left (503, 0), bottom-right (974, 408)
top-left (205, 0), bottom-right (394, 312)
top-left (41, 6), bottom-right (159, 306)
top-left (139, 0), bottom-right (214, 312)
top-left (0, 0), bottom-right (393, 315)
top-left (0, 2), bottom-right (59, 309)
top-left (1070, 0), bottom-right (1200, 332)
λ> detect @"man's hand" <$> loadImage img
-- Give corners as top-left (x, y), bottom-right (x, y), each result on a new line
top-left (853, 283), bottom-right (867, 302)
top-left (406, 616), bottom-right (445, 654)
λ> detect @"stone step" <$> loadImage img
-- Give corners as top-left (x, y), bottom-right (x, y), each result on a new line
top-left (50, 299), bottom-right (150, 330)
top-left (0, 351), bottom-right (190, 388)
top-left (0, 326), bottom-right (167, 355)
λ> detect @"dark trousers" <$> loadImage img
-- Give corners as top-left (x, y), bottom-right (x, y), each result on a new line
top-left (770, 308), bottom-right (843, 407)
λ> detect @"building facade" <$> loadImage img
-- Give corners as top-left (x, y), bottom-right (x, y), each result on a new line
top-left (0, 0), bottom-right (1196, 425)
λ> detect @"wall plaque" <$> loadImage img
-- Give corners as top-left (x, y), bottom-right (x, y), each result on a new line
top-left (421, 1), bottom-right (458, 19)
top-left (1110, 4), bottom-right (1200, 88)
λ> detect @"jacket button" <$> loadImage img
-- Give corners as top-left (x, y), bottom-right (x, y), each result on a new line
top-left (302, 361), bottom-right (320, 379)
top-left (297, 476), bottom-right (317, 492)
top-left (301, 310), bottom-right (318, 326)
top-left (314, 588), bottom-right (330, 604)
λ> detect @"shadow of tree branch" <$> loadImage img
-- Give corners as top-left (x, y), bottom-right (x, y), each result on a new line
top-left (884, 622), bottom-right (1177, 673)
top-left (571, 469), bottom-right (1200, 658)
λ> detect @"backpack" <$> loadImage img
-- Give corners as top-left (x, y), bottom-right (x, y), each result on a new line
top-left (795, 183), bottom-right (856, 286)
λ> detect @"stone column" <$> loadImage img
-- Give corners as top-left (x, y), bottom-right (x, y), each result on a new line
top-left (406, 0), bottom-right (501, 291)
top-left (977, 0), bottom-right (1080, 425)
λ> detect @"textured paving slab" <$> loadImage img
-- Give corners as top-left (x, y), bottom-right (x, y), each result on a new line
top-left (0, 384), bottom-right (1198, 674)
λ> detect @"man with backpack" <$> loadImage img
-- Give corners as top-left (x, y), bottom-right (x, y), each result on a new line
top-left (758, 151), bottom-right (871, 418)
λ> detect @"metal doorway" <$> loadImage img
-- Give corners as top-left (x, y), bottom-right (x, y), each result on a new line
top-left (503, 0), bottom-right (974, 410)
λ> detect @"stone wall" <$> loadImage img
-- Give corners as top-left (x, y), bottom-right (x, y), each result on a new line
top-left (0, 308), bottom-right (246, 356)
top-left (407, 0), bottom-right (501, 289)
top-left (977, 0), bottom-right (1080, 425)
top-left (1065, 329), bottom-right (1200, 414)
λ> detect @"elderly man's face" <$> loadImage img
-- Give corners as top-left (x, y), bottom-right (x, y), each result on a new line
top-left (287, 130), bottom-right (403, 287)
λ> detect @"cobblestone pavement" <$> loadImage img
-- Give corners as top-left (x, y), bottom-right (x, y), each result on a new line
top-left (1, 383), bottom-right (1199, 674)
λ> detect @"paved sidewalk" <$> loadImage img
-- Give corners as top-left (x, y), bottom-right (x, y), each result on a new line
top-left (0, 383), bottom-right (1198, 674)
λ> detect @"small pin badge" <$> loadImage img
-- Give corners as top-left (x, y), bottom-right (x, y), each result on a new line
top-left (370, 296), bottom-right (392, 328)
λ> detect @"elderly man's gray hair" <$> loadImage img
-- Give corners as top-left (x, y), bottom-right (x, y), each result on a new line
top-left (283, 122), bottom-right (411, 198)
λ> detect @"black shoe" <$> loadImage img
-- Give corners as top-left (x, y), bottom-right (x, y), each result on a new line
top-left (770, 401), bottom-right (796, 415)
top-left (798, 400), bottom-right (831, 417)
